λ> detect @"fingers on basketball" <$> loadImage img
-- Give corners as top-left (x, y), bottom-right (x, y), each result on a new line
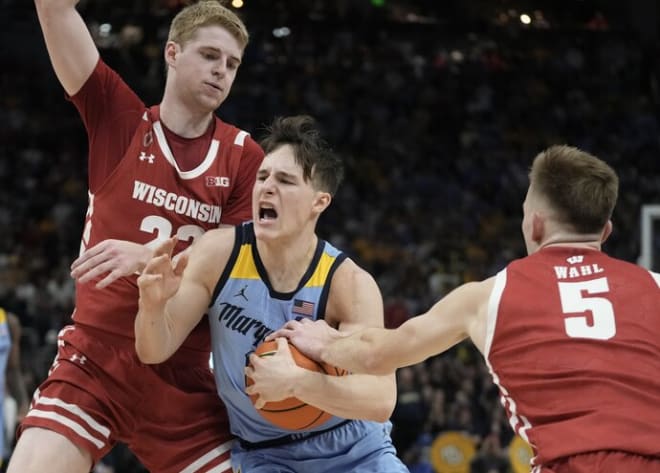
top-left (245, 340), bottom-right (347, 430)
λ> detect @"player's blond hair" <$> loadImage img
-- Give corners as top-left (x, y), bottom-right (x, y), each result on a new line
top-left (168, 1), bottom-right (249, 50)
top-left (530, 145), bottom-right (619, 234)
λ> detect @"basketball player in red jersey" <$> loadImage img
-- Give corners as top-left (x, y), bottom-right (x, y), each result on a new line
top-left (8, 1), bottom-right (263, 472)
top-left (270, 145), bottom-right (660, 472)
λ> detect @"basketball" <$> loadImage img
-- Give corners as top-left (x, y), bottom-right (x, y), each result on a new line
top-left (246, 340), bottom-right (348, 430)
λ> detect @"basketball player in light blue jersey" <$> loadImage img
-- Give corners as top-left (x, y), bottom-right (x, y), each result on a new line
top-left (135, 115), bottom-right (409, 473)
top-left (0, 308), bottom-right (29, 467)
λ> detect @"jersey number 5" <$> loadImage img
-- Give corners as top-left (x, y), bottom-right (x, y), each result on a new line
top-left (558, 277), bottom-right (616, 340)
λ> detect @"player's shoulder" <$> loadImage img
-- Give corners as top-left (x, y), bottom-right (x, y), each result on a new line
top-left (192, 226), bottom-right (237, 257)
top-left (331, 257), bottom-right (379, 294)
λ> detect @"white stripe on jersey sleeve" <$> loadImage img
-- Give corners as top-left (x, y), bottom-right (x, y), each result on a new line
top-left (484, 268), bottom-right (507, 359)
top-left (234, 130), bottom-right (248, 146)
top-left (649, 270), bottom-right (660, 288)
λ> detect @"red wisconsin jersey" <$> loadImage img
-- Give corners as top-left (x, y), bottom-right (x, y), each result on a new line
top-left (74, 105), bottom-right (255, 350)
top-left (485, 247), bottom-right (660, 466)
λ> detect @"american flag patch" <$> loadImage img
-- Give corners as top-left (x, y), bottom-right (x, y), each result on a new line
top-left (292, 299), bottom-right (315, 317)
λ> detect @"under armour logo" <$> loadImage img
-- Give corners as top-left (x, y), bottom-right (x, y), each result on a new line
top-left (566, 255), bottom-right (584, 264)
top-left (234, 285), bottom-right (249, 302)
top-left (139, 152), bottom-right (155, 164)
top-left (70, 354), bottom-right (87, 365)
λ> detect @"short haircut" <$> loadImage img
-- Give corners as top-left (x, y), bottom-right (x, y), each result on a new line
top-left (168, 1), bottom-right (249, 50)
top-left (530, 145), bottom-right (619, 233)
top-left (260, 115), bottom-right (344, 196)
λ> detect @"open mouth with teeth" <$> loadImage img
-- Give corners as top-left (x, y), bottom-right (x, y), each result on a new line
top-left (259, 207), bottom-right (278, 221)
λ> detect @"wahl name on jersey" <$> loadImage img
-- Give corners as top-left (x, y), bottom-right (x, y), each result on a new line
top-left (553, 255), bottom-right (605, 280)
top-left (131, 180), bottom-right (221, 224)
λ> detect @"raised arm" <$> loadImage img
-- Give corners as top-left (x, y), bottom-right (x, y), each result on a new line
top-left (35, 0), bottom-right (99, 95)
top-left (135, 229), bottom-right (234, 363)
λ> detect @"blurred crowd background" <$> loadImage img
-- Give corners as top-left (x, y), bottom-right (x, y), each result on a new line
top-left (2, 0), bottom-right (659, 471)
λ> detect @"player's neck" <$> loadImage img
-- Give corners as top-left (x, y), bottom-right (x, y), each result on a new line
top-left (159, 100), bottom-right (214, 138)
top-left (257, 235), bottom-right (318, 293)
top-left (539, 232), bottom-right (602, 251)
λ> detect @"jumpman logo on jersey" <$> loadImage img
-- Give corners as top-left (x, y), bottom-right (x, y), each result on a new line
top-left (234, 285), bottom-right (249, 302)
top-left (139, 151), bottom-right (155, 164)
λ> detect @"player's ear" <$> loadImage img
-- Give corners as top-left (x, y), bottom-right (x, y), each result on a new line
top-left (531, 211), bottom-right (545, 244)
top-left (600, 220), bottom-right (613, 243)
top-left (312, 191), bottom-right (331, 215)
top-left (164, 41), bottom-right (179, 67)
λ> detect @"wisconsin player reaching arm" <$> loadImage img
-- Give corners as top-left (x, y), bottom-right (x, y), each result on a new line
top-left (136, 115), bottom-right (409, 473)
top-left (272, 145), bottom-right (660, 473)
top-left (10, 2), bottom-right (263, 473)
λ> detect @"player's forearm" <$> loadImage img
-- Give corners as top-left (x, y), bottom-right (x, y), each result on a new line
top-left (293, 372), bottom-right (396, 423)
top-left (35, 0), bottom-right (99, 96)
top-left (320, 328), bottom-right (398, 375)
top-left (134, 305), bottom-right (178, 364)
top-left (35, 0), bottom-right (80, 11)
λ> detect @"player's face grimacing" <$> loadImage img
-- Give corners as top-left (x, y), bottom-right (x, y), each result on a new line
top-left (252, 145), bottom-right (321, 240)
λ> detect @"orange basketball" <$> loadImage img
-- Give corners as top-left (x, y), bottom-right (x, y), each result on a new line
top-left (246, 340), bottom-right (348, 430)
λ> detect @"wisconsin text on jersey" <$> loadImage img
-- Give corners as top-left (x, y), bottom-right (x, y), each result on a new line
top-left (131, 180), bottom-right (221, 224)
top-left (553, 254), bottom-right (605, 280)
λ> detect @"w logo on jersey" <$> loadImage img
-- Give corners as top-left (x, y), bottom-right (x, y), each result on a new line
top-left (206, 176), bottom-right (230, 187)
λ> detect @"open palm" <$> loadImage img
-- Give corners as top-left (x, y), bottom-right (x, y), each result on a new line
top-left (137, 238), bottom-right (189, 311)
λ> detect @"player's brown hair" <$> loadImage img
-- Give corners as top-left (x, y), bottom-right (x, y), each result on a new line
top-left (260, 115), bottom-right (344, 196)
top-left (168, 1), bottom-right (249, 50)
top-left (530, 145), bottom-right (619, 234)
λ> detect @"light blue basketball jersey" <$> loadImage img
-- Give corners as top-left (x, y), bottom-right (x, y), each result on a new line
top-left (0, 309), bottom-right (12, 457)
top-left (208, 222), bottom-right (349, 442)
top-left (208, 223), bottom-right (408, 472)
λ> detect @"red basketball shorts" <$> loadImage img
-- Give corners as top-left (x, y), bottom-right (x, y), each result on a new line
top-left (538, 451), bottom-right (660, 473)
top-left (19, 324), bottom-right (233, 473)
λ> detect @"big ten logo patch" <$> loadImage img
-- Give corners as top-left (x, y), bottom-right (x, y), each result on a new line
top-left (206, 176), bottom-right (230, 187)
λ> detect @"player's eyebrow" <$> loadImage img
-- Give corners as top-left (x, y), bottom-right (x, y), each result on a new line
top-left (200, 46), bottom-right (242, 66)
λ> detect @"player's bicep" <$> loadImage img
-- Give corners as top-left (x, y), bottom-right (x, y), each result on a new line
top-left (327, 260), bottom-right (384, 333)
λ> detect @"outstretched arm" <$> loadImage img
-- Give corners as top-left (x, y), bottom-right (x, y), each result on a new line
top-left (35, 0), bottom-right (99, 95)
top-left (320, 279), bottom-right (493, 374)
top-left (271, 278), bottom-right (495, 375)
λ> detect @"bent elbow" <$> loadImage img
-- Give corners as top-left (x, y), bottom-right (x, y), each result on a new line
top-left (375, 401), bottom-right (396, 423)
top-left (369, 390), bottom-right (397, 423)
top-left (135, 342), bottom-right (166, 365)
